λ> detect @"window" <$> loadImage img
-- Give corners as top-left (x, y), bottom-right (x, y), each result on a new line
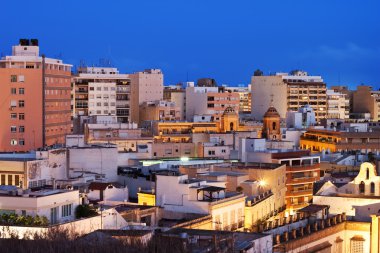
top-left (11, 75), bottom-right (17, 82)
top-left (350, 236), bottom-right (364, 253)
top-left (19, 100), bottom-right (25, 107)
top-left (208, 150), bottom-right (215, 155)
top-left (96, 87), bottom-right (101, 91)
top-left (10, 139), bottom-right (17, 145)
top-left (50, 207), bottom-right (58, 224)
top-left (19, 126), bottom-right (25, 133)
top-left (366, 168), bottom-right (370, 180)
top-left (371, 182), bottom-right (375, 194)
top-left (11, 113), bottom-right (17, 119)
top-left (1, 175), bottom-right (5, 185)
top-left (11, 88), bottom-right (17, 94)
top-left (10, 126), bottom-right (17, 133)
top-left (15, 175), bottom-right (20, 187)
top-left (61, 204), bottom-right (73, 217)
top-left (359, 181), bottom-right (365, 194)
top-left (89, 87), bottom-right (94, 91)
top-left (19, 139), bottom-right (25, 146)
top-left (19, 88), bottom-right (25, 95)
top-left (19, 113), bottom-right (25, 120)
top-left (18, 75), bottom-right (25, 82)
top-left (8, 175), bottom-right (13, 185)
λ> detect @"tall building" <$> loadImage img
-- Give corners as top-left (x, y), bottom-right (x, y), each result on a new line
top-left (326, 89), bottom-right (349, 119)
top-left (129, 69), bottom-right (164, 124)
top-left (352, 85), bottom-right (380, 122)
top-left (72, 67), bottom-right (131, 123)
top-left (251, 70), bottom-right (327, 122)
top-left (0, 39), bottom-right (72, 152)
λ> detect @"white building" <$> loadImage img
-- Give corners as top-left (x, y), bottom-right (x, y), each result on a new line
top-left (155, 172), bottom-right (246, 230)
top-left (314, 162), bottom-right (380, 221)
top-left (326, 89), bottom-right (349, 119)
top-left (0, 188), bottom-right (80, 224)
top-left (87, 182), bottom-right (128, 203)
top-left (286, 104), bottom-right (316, 129)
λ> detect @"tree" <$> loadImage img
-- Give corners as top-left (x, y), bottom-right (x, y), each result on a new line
top-left (75, 205), bottom-right (98, 219)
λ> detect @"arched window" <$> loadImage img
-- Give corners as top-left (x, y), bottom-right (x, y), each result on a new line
top-left (371, 182), bottom-right (375, 194)
top-left (272, 122), bottom-right (276, 130)
top-left (230, 122), bottom-right (234, 131)
top-left (366, 168), bottom-right (370, 180)
top-left (359, 181), bottom-right (365, 194)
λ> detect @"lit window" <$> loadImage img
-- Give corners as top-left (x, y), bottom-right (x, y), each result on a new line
top-left (10, 139), bottom-right (17, 145)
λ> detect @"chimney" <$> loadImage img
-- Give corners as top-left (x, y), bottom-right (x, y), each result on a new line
top-left (275, 234), bottom-right (281, 245)
top-left (283, 231), bottom-right (289, 242)
top-left (313, 222), bottom-right (318, 232)
top-left (291, 229), bottom-right (297, 239)
top-left (320, 220), bottom-right (325, 229)
top-left (342, 212), bottom-right (347, 221)
top-left (298, 227), bottom-right (304, 237)
top-left (306, 224), bottom-right (311, 234)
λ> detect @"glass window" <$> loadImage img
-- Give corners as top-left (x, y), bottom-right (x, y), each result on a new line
top-left (10, 139), bottom-right (17, 145)
top-left (19, 139), bottom-right (25, 146)
top-left (10, 126), bottom-right (17, 133)
top-left (11, 113), bottom-right (17, 119)
top-left (11, 88), bottom-right (17, 94)
top-left (19, 88), bottom-right (25, 95)
top-left (18, 75), bottom-right (25, 82)
top-left (11, 75), bottom-right (17, 82)
top-left (19, 100), bottom-right (25, 107)
top-left (19, 126), bottom-right (25, 133)
top-left (19, 113), bottom-right (25, 120)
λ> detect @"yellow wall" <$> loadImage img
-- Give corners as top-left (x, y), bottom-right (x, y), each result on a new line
top-left (137, 192), bottom-right (156, 206)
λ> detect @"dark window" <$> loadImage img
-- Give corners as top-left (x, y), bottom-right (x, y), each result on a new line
top-left (19, 126), bottom-right (25, 133)
top-left (366, 168), bottom-right (370, 180)
top-left (359, 181), bottom-right (365, 194)
top-left (19, 100), bottom-right (25, 107)
top-left (19, 88), bottom-right (25, 95)
top-left (272, 122), bottom-right (277, 130)
top-left (11, 75), bottom-right (17, 82)
top-left (19, 113), bottom-right (25, 120)
top-left (11, 88), bottom-right (17, 94)
top-left (371, 182), bottom-right (375, 194)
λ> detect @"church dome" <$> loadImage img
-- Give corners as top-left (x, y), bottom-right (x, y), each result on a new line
top-left (263, 106), bottom-right (280, 118)
top-left (222, 106), bottom-right (236, 116)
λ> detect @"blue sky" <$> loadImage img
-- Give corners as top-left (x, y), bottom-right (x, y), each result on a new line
top-left (2, 0), bottom-right (379, 89)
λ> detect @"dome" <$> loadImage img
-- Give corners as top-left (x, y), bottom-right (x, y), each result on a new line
top-left (263, 106), bottom-right (280, 118)
top-left (222, 106), bottom-right (236, 116)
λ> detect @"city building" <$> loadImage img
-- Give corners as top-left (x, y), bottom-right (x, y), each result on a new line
top-left (163, 84), bottom-right (186, 121)
top-left (352, 85), bottom-right (380, 122)
top-left (185, 83), bottom-right (240, 122)
top-left (326, 89), bottom-right (350, 119)
top-left (129, 69), bottom-right (164, 123)
top-left (300, 127), bottom-right (380, 153)
top-left (251, 70), bottom-right (327, 122)
top-left (224, 85), bottom-right (251, 113)
top-left (0, 39), bottom-right (72, 151)
top-left (72, 67), bottom-right (131, 124)
top-left (0, 187), bottom-right (80, 224)
top-left (155, 172), bottom-right (246, 231)
top-left (139, 100), bottom-right (181, 124)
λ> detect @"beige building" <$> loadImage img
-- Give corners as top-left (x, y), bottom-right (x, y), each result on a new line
top-left (224, 86), bottom-right (251, 113)
top-left (326, 89), bottom-right (349, 119)
top-left (251, 71), bottom-right (327, 122)
top-left (130, 69), bottom-right (163, 123)
top-left (139, 100), bottom-right (181, 124)
top-left (352, 85), bottom-right (380, 122)
top-left (164, 84), bottom-right (186, 121)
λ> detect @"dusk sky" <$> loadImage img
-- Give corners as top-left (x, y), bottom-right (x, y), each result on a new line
top-left (2, 0), bottom-right (380, 88)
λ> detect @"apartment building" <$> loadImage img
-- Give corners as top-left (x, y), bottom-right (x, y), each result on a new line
top-left (0, 39), bottom-right (72, 151)
top-left (326, 89), bottom-right (349, 119)
top-left (163, 84), bottom-right (186, 121)
top-left (72, 67), bottom-right (131, 123)
top-left (251, 70), bottom-right (327, 122)
top-left (129, 69), bottom-right (164, 123)
top-left (352, 85), bottom-right (379, 122)
top-left (139, 100), bottom-right (181, 124)
top-left (224, 85), bottom-right (251, 113)
top-left (300, 128), bottom-right (380, 153)
top-left (185, 83), bottom-right (240, 122)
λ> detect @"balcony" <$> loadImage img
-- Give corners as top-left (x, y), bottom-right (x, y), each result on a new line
top-left (286, 163), bottom-right (320, 173)
top-left (287, 176), bottom-right (319, 185)
top-left (286, 189), bottom-right (313, 197)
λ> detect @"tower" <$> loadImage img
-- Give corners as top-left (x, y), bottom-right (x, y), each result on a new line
top-left (263, 105), bottom-right (281, 140)
top-left (221, 106), bottom-right (239, 132)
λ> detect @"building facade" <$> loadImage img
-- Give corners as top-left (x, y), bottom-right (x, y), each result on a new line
top-left (0, 39), bottom-right (72, 151)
